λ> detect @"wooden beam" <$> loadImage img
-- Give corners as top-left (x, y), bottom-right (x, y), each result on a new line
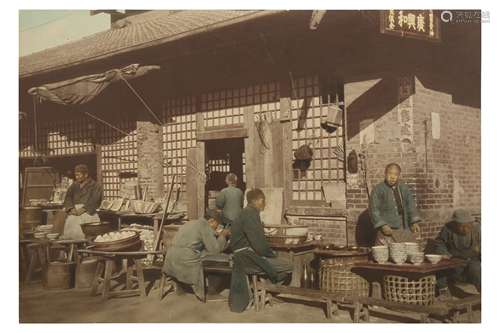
top-left (197, 127), bottom-right (248, 141)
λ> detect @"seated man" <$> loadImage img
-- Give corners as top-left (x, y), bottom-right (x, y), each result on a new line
top-left (229, 189), bottom-right (292, 313)
top-left (163, 209), bottom-right (230, 300)
top-left (61, 164), bottom-right (103, 240)
top-left (435, 209), bottom-right (481, 297)
top-left (215, 173), bottom-right (243, 227)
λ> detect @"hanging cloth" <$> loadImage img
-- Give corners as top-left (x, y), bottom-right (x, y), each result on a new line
top-left (27, 64), bottom-right (160, 105)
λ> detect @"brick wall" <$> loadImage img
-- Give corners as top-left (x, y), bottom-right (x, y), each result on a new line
top-left (413, 73), bottom-right (481, 240)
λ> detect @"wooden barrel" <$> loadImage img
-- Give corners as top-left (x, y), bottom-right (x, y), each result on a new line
top-left (75, 256), bottom-right (99, 289)
top-left (20, 207), bottom-right (43, 231)
top-left (317, 248), bottom-right (370, 298)
top-left (43, 261), bottom-right (76, 289)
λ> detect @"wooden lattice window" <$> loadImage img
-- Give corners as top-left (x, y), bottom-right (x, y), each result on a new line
top-left (20, 121), bottom-right (35, 158)
top-left (100, 120), bottom-right (137, 199)
top-left (201, 81), bottom-right (280, 127)
top-left (162, 96), bottom-right (197, 196)
top-left (41, 119), bottom-right (95, 156)
top-left (291, 75), bottom-right (345, 202)
top-left (20, 117), bottom-right (95, 158)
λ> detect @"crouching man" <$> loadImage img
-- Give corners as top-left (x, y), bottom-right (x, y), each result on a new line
top-left (61, 164), bottom-right (102, 240)
top-left (163, 209), bottom-right (230, 300)
top-left (229, 189), bottom-right (292, 313)
top-left (435, 209), bottom-right (481, 297)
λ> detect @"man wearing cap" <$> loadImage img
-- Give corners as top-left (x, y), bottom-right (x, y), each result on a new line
top-left (215, 173), bottom-right (243, 227)
top-left (60, 164), bottom-right (103, 240)
top-left (162, 209), bottom-right (230, 300)
top-left (370, 163), bottom-right (421, 245)
top-left (435, 209), bottom-right (481, 296)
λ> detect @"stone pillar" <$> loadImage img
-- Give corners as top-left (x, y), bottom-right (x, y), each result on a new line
top-left (136, 121), bottom-right (164, 201)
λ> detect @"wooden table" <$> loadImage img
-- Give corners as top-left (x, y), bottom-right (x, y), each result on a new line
top-left (78, 249), bottom-right (163, 300)
top-left (270, 241), bottom-right (316, 287)
top-left (352, 258), bottom-right (467, 299)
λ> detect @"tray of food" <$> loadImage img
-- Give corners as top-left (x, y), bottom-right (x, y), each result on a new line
top-left (91, 231), bottom-right (142, 252)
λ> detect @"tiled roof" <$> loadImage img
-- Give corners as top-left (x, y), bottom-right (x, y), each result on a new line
top-left (19, 10), bottom-right (282, 78)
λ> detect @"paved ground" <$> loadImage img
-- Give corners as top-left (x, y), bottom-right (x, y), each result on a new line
top-left (19, 275), bottom-right (480, 323)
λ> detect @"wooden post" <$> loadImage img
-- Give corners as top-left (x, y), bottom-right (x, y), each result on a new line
top-left (279, 77), bottom-right (293, 210)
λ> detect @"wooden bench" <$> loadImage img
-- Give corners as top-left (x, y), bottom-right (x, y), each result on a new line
top-left (256, 280), bottom-right (481, 323)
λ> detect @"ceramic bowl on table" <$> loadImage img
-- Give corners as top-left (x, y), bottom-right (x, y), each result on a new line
top-left (425, 254), bottom-right (443, 264)
top-left (371, 246), bottom-right (389, 264)
top-left (389, 243), bottom-right (407, 264)
top-left (408, 252), bottom-right (425, 265)
top-left (46, 233), bottom-right (60, 240)
top-left (37, 224), bottom-right (54, 232)
top-left (34, 232), bottom-right (47, 239)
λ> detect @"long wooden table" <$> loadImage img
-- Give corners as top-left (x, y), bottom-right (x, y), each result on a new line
top-left (352, 258), bottom-right (467, 299)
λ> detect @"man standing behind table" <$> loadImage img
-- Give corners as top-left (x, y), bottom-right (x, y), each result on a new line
top-left (215, 173), bottom-right (243, 227)
top-left (434, 209), bottom-right (481, 297)
top-left (163, 209), bottom-right (230, 300)
top-left (229, 189), bottom-right (292, 313)
top-left (61, 164), bottom-right (103, 240)
top-left (370, 163), bottom-right (422, 245)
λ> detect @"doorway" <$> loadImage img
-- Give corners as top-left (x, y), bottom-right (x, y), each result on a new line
top-left (204, 138), bottom-right (245, 209)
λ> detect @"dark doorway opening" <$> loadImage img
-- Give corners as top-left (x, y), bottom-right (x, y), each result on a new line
top-left (204, 138), bottom-right (245, 209)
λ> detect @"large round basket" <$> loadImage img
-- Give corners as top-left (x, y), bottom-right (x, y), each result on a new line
top-left (91, 231), bottom-right (142, 252)
top-left (317, 248), bottom-right (370, 298)
top-left (383, 274), bottom-right (436, 306)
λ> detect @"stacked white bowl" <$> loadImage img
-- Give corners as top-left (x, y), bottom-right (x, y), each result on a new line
top-left (371, 246), bottom-right (389, 264)
top-left (389, 242), bottom-right (407, 264)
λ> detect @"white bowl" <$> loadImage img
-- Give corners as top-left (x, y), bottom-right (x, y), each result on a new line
top-left (425, 254), bottom-right (443, 264)
top-left (46, 233), bottom-right (60, 240)
top-left (34, 232), bottom-right (47, 239)
top-left (409, 252), bottom-right (425, 265)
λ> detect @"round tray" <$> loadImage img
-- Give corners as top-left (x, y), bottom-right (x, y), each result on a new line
top-left (91, 231), bottom-right (141, 251)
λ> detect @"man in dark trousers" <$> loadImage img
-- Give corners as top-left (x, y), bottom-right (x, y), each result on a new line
top-left (370, 163), bottom-right (421, 244)
top-left (228, 188), bottom-right (292, 313)
top-left (434, 209), bottom-right (481, 297)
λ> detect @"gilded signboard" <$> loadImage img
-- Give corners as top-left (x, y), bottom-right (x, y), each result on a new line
top-left (380, 10), bottom-right (441, 41)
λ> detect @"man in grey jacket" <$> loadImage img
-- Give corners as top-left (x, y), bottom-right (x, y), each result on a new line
top-left (370, 163), bottom-right (421, 245)
top-left (163, 209), bottom-right (230, 300)
top-left (215, 173), bottom-right (243, 227)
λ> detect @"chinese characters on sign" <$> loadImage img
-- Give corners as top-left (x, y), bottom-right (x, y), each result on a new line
top-left (380, 10), bottom-right (441, 42)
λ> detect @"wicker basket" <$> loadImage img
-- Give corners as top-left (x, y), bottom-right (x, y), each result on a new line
top-left (383, 274), bottom-right (436, 306)
top-left (319, 259), bottom-right (369, 297)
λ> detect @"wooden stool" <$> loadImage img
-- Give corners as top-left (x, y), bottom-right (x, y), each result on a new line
top-left (24, 242), bottom-right (47, 284)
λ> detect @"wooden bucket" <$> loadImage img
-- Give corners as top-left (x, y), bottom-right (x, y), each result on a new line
top-left (43, 261), bottom-right (76, 289)
top-left (75, 256), bottom-right (99, 289)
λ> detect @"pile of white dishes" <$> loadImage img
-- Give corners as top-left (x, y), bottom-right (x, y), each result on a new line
top-left (389, 242), bottom-right (407, 264)
top-left (371, 246), bottom-right (389, 264)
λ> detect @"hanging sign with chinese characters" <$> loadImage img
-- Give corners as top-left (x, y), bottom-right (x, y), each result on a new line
top-left (380, 10), bottom-right (441, 42)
